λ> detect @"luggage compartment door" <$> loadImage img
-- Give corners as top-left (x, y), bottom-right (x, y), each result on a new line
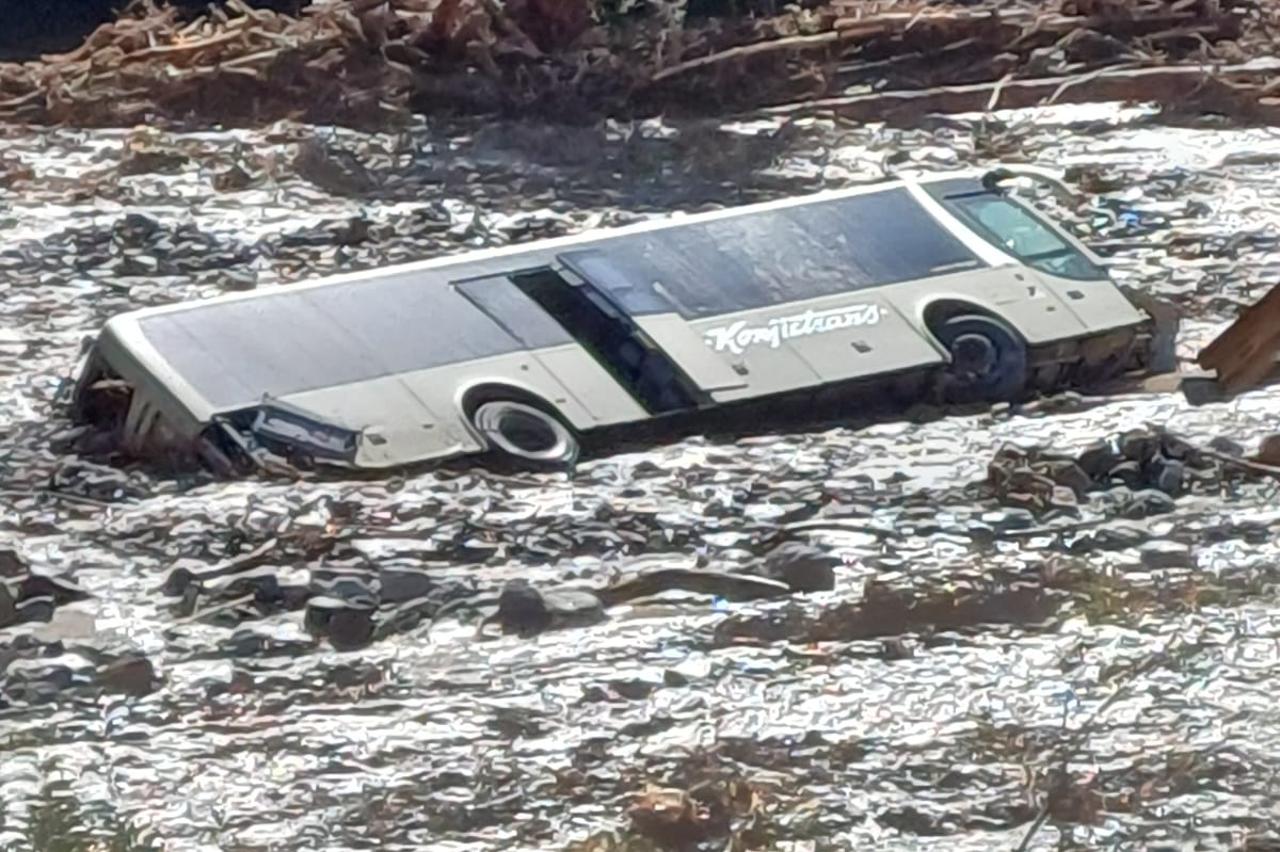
top-left (697, 294), bottom-right (946, 386)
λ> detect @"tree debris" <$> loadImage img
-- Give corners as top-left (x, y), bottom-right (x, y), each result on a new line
top-left (1, 0), bottom-right (1278, 127)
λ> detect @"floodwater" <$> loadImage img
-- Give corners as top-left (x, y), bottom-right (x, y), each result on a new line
top-left (2, 104), bottom-right (1280, 850)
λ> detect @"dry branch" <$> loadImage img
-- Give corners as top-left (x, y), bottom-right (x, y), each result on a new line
top-left (764, 60), bottom-right (1280, 121)
top-left (0, 0), bottom-right (1276, 127)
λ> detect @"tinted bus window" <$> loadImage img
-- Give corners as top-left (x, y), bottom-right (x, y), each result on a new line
top-left (570, 188), bottom-right (983, 318)
top-left (140, 271), bottom-right (523, 409)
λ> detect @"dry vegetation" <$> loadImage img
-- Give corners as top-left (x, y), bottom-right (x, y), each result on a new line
top-left (0, 0), bottom-right (1278, 128)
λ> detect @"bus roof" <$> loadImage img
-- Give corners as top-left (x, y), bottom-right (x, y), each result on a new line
top-left (121, 179), bottom-right (989, 414)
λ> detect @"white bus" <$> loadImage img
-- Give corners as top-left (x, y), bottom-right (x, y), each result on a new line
top-left (71, 169), bottom-right (1156, 472)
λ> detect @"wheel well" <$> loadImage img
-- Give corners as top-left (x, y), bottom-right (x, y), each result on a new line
top-left (459, 383), bottom-right (563, 422)
top-left (921, 300), bottom-right (1025, 343)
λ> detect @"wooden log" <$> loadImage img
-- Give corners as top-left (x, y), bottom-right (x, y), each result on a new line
top-left (647, 5), bottom-right (1239, 91)
top-left (1198, 284), bottom-right (1280, 394)
top-left (764, 60), bottom-right (1280, 120)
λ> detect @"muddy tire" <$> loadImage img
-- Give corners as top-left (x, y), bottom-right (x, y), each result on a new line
top-left (934, 313), bottom-right (1028, 403)
top-left (471, 400), bottom-right (579, 469)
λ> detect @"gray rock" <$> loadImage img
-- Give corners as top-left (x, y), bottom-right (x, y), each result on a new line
top-left (16, 596), bottom-right (55, 624)
top-left (4, 653), bottom-right (92, 693)
top-left (1108, 460), bottom-right (1145, 488)
top-left (1208, 436), bottom-right (1244, 457)
top-left (1146, 457), bottom-right (1186, 495)
top-left (1139, 541), bottom-right (1194, 569)
top-left (312, 574), bottom-right (378, 607)
top-left (760, 541), bottom-right (838, 593)
top-left (96, 653), bottom-right (159, 696)
top-left (1119, 429), bottom-right (1160, 463)
top-left (1049, 486), bottom-right (1079, 510)
top-left (161, 566), bottom-right (200, 597)
top-left (0, 583), bottom-right (16, 629)
top-left (18, 567), bottom-right (89, 604)
top-left (980, 509), bottom-right (1037, 531)
top-left (1068, 522), bottom-right (1149, 553)
top-left (1121, 489), bottom-right (1177, 519)
top-left (374, 595), bottom-right (435, 638)
top-left (610, 672), bottom-right (664, 700)
top-left (211, 567), bottom-right (281, 602)
top-left (665, 658), bottom-right (712, 684)
top-left (169, 584), bottom-right (200, 618)
top-left (1158, 433), bottom-right (1199, 462)
top-left (221, 626), bottom-right (316, 659)
top-left (1046, 461), bottom-right (1092, 497)
top-left (305, 596), bottom-right (375, 651)
top-left (964, 522), bottom-right (996, 546)
top-left (378, 567), bottom-right (434, 604)
top-left (1076, 439), bottom-right (1120, 479)
top-left (0, 548), bottom-right (27, 578)
top-left (495, 580), bottom-right (605, 637)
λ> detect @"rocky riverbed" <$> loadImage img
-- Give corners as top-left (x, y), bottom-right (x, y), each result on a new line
top-left (2, 104), bottom-right (1280, 849)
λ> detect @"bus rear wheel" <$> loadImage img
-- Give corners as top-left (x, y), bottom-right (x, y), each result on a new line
top-left (933, 313), bottom-right (1028, 403)
top-left (471, 400), bottom-right (579, 469)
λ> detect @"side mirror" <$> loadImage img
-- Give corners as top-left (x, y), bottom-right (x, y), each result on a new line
top-left (981, 166), bottom-right (1079, 208)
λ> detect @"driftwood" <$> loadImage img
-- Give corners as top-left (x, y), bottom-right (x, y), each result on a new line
top-left (1197, 283), bottom-right (1280, 394)
top-left (0, 0), bottom-right (1277, 126)
top-left (765, 60), bottom-right (1280, 121)
top-left (648, 2), bottom-right (1246, 92)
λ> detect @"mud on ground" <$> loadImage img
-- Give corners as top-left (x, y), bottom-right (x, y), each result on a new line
top-left (2, 104), bottom-right (1280, 848)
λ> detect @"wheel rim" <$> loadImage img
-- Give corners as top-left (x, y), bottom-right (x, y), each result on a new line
top-left (472, 401), bottom-right (577, 465)
top-left (950, 333), bottom-right (998, 379)
top-left (498, 409), bottom-right (558, 454)
top-left (935, 313), bottom-right (1028, 401)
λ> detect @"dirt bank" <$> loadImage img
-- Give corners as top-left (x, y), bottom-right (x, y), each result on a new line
top-left (2, 0), bottom-right (1279, 128)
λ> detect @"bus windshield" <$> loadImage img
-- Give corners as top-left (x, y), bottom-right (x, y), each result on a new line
top-left (946, 193), bottom-right (1107, 281)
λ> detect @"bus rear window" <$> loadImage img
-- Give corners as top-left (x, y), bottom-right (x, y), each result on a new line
top-left (946, 193), bottom-right (1107, 281)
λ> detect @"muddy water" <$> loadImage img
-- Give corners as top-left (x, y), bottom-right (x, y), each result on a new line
top-left (2, 105), bottom-right (1280, 850)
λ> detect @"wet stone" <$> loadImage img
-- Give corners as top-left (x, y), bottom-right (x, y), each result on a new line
top-left (1049, 486), bottom-right (1079, 510)
top-left (496, 580), bottom-right (605, 637)
top-left (4, 653), bottom-right (93, 697)
top-left (979, 509), bottom-right (1037, 531)
top-left (609, 672), bottom-right (664, 700)
top-left (378, 567), bottom-right (435, 604)
top-left (1108, 460), bottom-right (1145, 488)
top-left (1076, 439), bottom-right (1120, 479)
top-left (0, 549), bottom-right (27, 577)
top-left (1068, 522), bottom-right (1150, 553)
top-left (19, 567), bottom-right (90, 604)
top-left (161, 566), bottom-right (200, 597)
top-left (759, 540), bottom-right (838, 592)
top-left (1047, 461), bottom-right (1092, 497)
top-left (305, 596), bottom-right (376, 651)
top-left (1119, 428), bottom-right (1160, 462)
top-left (1120, 489), bottom-right (1177, 519)
top-left (1146, 456), bottom-right (1186, 495)
top-left (1208, 436), bottom-right (1245, 457)
top-left (96, 653), bottom-right (159, 697)
top-left (0, 583), bottom-right (16, 629)
top-left (211, 567), bottom-right (284, 602)
top-left (1139, 541), bottom-right (1195, 569)
top-left (16, 596), bottom-right (55, 624)
top-left (312, 574), bottom-right (378, 607)
top-left (220, 626), bottom-right (315, 659)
